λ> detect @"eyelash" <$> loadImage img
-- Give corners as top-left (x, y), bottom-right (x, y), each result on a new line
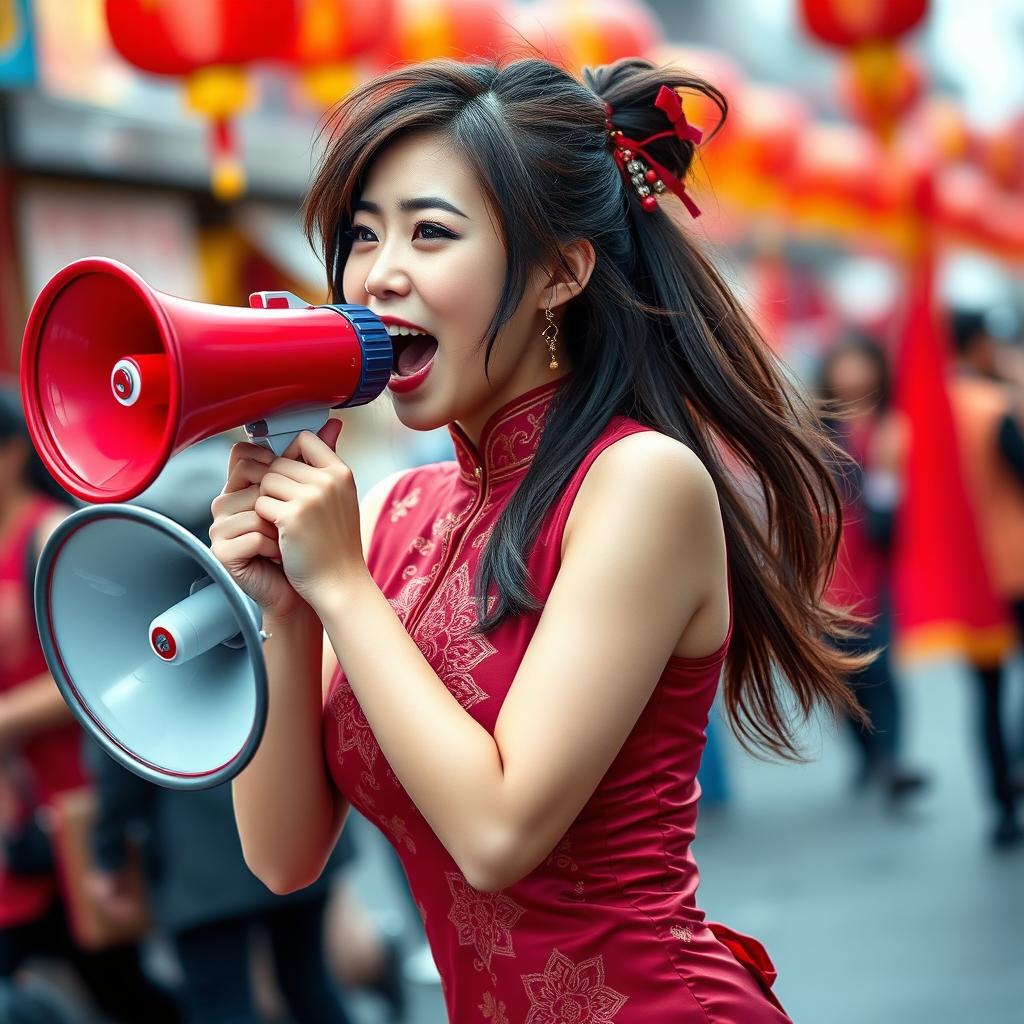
top-left (346, 222), bottom-right (458, 243)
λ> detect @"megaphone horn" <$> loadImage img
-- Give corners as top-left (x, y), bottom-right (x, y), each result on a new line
top-left (21, 258), bottom-right (392, 503)
top-left (36, 503), bottom-right (268, 789)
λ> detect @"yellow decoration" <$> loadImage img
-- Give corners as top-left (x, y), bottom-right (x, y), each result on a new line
top-left (401, 0), bottom-right (455, 62)
top-left (564, 0), bottom-right (605, 70)
top-left (212, 157), bottom-right (246, 202)
top-left (1, 0), bottom-right (22, 51)
top-left (185, 65), bottom-right (251, 120)
top-left (298, 0), bottom-right (346, 64)
top-left (302, 62), bottom-right (360, 108)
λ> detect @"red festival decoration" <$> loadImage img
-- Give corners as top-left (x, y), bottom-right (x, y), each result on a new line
top-left (374, 0), bottom-right (511, 68)
top-left (890, 240), bottom-right (1013, 664)
top-left (799, 0), bottom-right (928, 47)
top-left (288, 0), bottom-right (396, 108)
top-left (799, 0), bottom-right (930, 143)
top-left (508, 0), bottom-right (663, 72)
top-left (104, 0), bottom-right (297, 200)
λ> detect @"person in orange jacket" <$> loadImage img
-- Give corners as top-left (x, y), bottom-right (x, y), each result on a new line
top-left (947, 309), bottom-right (1024, 848)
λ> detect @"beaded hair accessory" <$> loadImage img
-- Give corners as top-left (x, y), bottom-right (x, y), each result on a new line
top-left (604, 85), bottom-right (703, 217)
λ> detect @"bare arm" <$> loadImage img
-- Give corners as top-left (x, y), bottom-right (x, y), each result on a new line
top-left (0, 507), bottom-right (75, 748)
top-left (231, 466), bottom-right (408, 893)
top-left (309, 433), bottom-right (723, 892)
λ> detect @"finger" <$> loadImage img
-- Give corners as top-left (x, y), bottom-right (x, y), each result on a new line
top-left (319, 418), bottom-right (343, 450)
top-left (285, 429), bottom-right (345, 470)
top-left (266, 457), bottom-right (323, 485)
top-left (213, 533), bottom-right (281, 565)
top-left (223, 457), bottom-right (272, 495)
top-left (254, 494), bottom-right (289, 524)
top-left (211, 510), bottom-right (278, 543)
top-left (281, 419), bottom-right (343, 463)
top-left (228, 441), bottom-right (274, 474)
top-left (212, 483), bottom-right (261, 518)
top-left (259, 472), bottom-right (307, 502)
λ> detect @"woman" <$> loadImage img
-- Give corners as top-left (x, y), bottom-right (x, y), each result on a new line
top-left (217, 58), bottom-right (864, 1022)
top-left (819, 335), bottom-right (928, 801)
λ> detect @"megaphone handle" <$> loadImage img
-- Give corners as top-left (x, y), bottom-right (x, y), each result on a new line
top-left (244, 406), bottom-right (333, 456)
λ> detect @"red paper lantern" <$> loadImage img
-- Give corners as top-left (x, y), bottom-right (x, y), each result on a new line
top-left (105, 0), bottom-right (297, 199)
top-left (507, 0), bottom-right (662, 71)
top-left (373, 0), bottom-right (511, 68)
top-left (839, 44), bottom-right (923, 139)
top-left (799, 0), bottom-right (929, 48)
top-left (288, 0), bottom-right (396, 107)
top-left (983, 114), bottom-right (1024, 193)
top-left (105, 0), bottom-right (295, 74)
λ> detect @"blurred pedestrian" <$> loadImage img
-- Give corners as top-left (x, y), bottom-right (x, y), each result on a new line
top-left (948, 309), bottom-right (1024, 848)
top-left (0, 383), bottom-right (180, 1022)
top-left (88, 749), bottom-right (359, 1024)
top-left (819, 333), bottom-right (929, 801)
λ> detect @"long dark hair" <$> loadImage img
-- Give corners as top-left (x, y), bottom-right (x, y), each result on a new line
top-left (304, 56), bottom-right (865, 759)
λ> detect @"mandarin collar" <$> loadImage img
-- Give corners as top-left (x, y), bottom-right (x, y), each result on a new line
top-left (448, 378), bottom-right (567, 486)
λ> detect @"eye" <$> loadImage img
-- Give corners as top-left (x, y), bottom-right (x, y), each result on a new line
top-left (414, 222), bottom-right (458, 241)
top-left (347, 224), bottom-right (377, 243)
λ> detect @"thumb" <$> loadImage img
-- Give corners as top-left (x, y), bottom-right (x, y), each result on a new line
top-left (318, 417), bottom-right (344, 451)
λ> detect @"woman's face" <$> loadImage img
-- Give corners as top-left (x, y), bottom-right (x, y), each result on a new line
top-left (826, 347), bottom-right (882, 411)
top-left (341, 130), bottom-right (558, 439)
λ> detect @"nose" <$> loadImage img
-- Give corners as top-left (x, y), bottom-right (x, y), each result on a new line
top-left (362, 242), bottom-right (412, 302)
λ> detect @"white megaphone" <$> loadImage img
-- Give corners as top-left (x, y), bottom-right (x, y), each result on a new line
top-left (36, 503), bottom-right (268, 789)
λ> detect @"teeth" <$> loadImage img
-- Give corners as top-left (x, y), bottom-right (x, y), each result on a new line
top-left (385, 325), bottom-right (426, 337)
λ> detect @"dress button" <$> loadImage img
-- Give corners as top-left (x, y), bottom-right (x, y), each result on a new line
top-left (473, 466), bottom-right (482, 480)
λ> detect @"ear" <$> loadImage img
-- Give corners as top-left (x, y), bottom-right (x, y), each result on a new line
top-left (538, 239), bottom-right (597, 312)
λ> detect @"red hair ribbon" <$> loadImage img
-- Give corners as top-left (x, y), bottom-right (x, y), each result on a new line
top-left (604, 85), bottom-right (703, 218)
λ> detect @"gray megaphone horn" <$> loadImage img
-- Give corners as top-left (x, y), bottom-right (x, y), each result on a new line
top-left (36, 503), bottom-right (268, 789)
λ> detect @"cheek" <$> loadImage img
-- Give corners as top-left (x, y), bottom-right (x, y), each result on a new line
top-left (340, 257), bottom-right (365, 302)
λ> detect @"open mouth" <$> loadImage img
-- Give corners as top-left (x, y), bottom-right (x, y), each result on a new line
top-left (388, 328), bottom-right (439, 377)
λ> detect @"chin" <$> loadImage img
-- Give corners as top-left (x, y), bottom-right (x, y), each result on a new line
top-left (388, 391), bottom-right (452, 433)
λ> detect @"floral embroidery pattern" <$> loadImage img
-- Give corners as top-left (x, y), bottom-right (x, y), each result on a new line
top-left (490, 410), bottom-right (545, 474)
top-left (413, 563), bottom-right (495, 711)
top-left (446, 872), bottom-right (525, 980)
top-left (479, 991), bottom-right (510, 1024)
top-left (670, 925), bottom-right (693, 943)
top-left (522, 950), bottom-right (628, 1024)
top-left (328, 680), bottom-right (379, 776)
top-left (545, 836), bottom-right (586, 902)
top-left (380, 814), bottom-right (417, 854)
top-left (389, 572), bottom-right (433, 625)
top-left (410, 535), bottom-right (436, 558)
top-left (389, 487), bottom-right (421, 522)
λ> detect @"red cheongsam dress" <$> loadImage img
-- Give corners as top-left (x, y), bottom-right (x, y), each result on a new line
top-left (0, 496), bottom-right (87, 930)
top-left (324, 380), bottom-right (791, 1023)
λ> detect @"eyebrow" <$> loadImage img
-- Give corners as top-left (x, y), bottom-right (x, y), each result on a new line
top-left (354, 196), bottom-right (469, 219)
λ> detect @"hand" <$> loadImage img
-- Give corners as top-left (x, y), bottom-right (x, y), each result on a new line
top-left (254, 421), bottom-right (366, 611)
top-left (85, 868), bottom-right (142, 925)
top-left (209, 419), bottom-right (341, 619)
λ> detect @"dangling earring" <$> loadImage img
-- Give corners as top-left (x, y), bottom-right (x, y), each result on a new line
top-left (542, 307), bottom-right (559, 371)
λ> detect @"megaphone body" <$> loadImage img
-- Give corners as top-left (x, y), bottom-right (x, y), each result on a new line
top-left (36, 503), bottom-right (269, 789)
top-left (21, 257), bottom-right (392, 503)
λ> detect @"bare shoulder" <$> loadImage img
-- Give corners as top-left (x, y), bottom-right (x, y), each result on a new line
top-left (566, 430), bottom-right (720, 549)
top-left (563, 431), bottom-right (726, 658)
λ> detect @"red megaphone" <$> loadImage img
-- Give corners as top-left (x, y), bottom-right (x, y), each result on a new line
top-left (21, 257), bottom-right (392, 503)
